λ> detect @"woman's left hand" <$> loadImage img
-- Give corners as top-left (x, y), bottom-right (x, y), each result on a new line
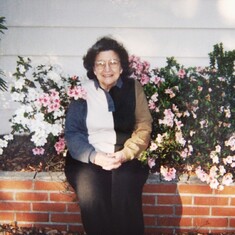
top-left (109, 151), bottom-right (126, 164)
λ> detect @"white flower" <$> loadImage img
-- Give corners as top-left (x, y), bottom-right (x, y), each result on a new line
top-left (219, 165), bottom-right (226, 175)
top-left (225, 134), bottom-right (235, 151)
top-left (222, 173), bottom-right (233, 186)
top-left (19, 65), bottom-right (26, 74)
top-left (49, 123), bottom-right (63, 136)
top-left (215, 145), bottom-right (221, 153)
top-left (31, 131), bottom-right (48, 147)
top-left (151, 93), bottom-right (158, 102)
top-left (11, 92), bottom-right (25, 102)
top-left (0, 139), bottom-right (8, 148)
top-left (156, 134), bottom-right (164, 144)
top-left (27, 88), bottom-right (39, 102)
top-left (14, 78), bottom-right (25, 89)
top-left (53, 109), bottom-right (65, 119)
top-left (48, 70), bottom-right (61, 83)
top-left (210, 151), bottom-right (219, 164)
top-left (209, 178), bottom-right (219, 189)
top-left (4, 134), bottom-right (14, 141)
top-left (175, 131), bottom-right (186, 146)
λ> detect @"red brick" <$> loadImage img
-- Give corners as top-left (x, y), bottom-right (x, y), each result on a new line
top-left (144, 183), bottom-right (177, 194)
top-left (176, 228), bottom-right (209, 234)
top-left (230, 218), bottom-right (235, 227)
top-left (0, 212), bottom-right (14, 221)
top-left (143, 205), bottom-right (173, 215)
top-left (0, 202), bottom-right (30, 211)
top-left (51, 213), bottom-right (81, 223)
top-left (16, 192), bottom-right (48, 201)
top-left (144, 216), bottom-right (156, 226)
top-left (178, 184), bottom-right (212, 194)
top-left (142, 195), bottom-right (155, 204)
top-left (213, 186), bottom-right (235, 195)
top-left (212, 207), bottom-right (235, 216)
top-left (67, 203), bottom-right (80, 212)
top-left (180, 196), bottom-right (193, 205)
top-left (16, 212), bottom-right (49, 222)
top-left (178, 217), bottom-right (193, 227)
top-left (32, 202), bottom-right (66, 212)
top-left (34, 181), bottom-right (66, 191)
top-left (194, 196), bottom-right (229, 205)
top-left (50, 192), bottom-right (77, 202)
top-left (176, 206), bottom-right (210, 216)
top-left (0, 180), bottom-right (33, 190)
top-left (193, 217), bottom-right (228, 227)
top-left (158, 216), bottom-right (190, 227)
top-left (0, 191), bottom-right (14, 200)
top-left (157, 195), bottom-right (192, 205)
top-left (231, 198), bottom-right (235, 206)
top-left (145, 227), bottom-right (173, 235)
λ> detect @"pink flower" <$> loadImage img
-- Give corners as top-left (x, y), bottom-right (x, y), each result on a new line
top-left (47, 103), bottom-right (61, 112)
top-left (71, 75), bottom-right (78, 80)
top-left (159, 109), bottom-right (174, 127)
top-left (209, 178), bottom-right (219, 189)
top-left (54, 137), bottom-right (66, 154)
top-left (195, 167), bottom-right (208, 182)
top-left (151, 93), bottom-right (158, 102)
top-left (68, 86), bottom-right (87, 100)
top-left (38, 93), bottom-right (50, 107)
top-left (165, 88), bottom-right (175, 98)
top-left (49, 89), bottom-right (59, 98)
top-left (198, 86), bottom-right (203, 92)
top-left (151, 76), bottom-right (165, 86)
top-left (222, 173), bottom-right (233, 186)
top-left (140, 74), bottom-right (150, 85)
top-left (32, 147), bottom-right (45, 155)
top-left (148, 158), bottom-right (156, 168)
top-left (161, 166), bottom-right (176, 181)
top-left (150, 142), bottom-right (158, 151)
top-left (148, 100), bottom-right (156, 110)
top-left (177, 69), bottom-right (186, 78)
top-left (180, 148), bottom-right (189, 159)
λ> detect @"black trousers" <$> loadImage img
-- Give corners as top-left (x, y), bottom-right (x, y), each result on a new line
top-left (64, 154), bottom-right (149, 235)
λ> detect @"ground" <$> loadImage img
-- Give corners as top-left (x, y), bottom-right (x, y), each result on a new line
top-left (0, 223), bottom-right (234, 235)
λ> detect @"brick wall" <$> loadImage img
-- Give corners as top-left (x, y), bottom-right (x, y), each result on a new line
top-left (0, 172), bottom-right (235, 235)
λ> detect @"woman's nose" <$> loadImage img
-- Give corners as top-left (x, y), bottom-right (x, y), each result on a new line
top-left (104, 62), bottom-right (111, 71)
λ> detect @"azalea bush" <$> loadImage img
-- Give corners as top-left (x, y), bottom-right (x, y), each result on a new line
top-left (0, 16), bottom-right (8, 91)
top-left (0, 56), bottom-right (86, 156)
top-left (0, 43), bottom-right (234, 190)
top-left (130, 43), bottom-right (235, 190)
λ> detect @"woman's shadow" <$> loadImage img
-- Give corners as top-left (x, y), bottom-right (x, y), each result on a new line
top-left (143, 174), bottom-right (183, 235)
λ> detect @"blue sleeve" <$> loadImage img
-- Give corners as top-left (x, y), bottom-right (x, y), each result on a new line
top-left (64, 99), bottom-right (96, 163)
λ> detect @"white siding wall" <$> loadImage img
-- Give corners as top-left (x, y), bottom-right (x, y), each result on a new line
top-left (0, 0), bottom-right (235, 134)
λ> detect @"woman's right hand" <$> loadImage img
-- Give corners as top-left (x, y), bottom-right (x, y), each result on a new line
top-left (94, 152), bottom-right (122, 170)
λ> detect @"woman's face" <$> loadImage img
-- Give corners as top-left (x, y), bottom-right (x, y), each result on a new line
top-left (93, 50), bottom-right (123, 91)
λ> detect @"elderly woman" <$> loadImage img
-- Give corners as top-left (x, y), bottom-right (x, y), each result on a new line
top-left (64, 36), bottom-right (152, 235)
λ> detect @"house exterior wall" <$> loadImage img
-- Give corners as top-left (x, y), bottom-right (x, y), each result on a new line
top-left (0, 0), bottom-right (235, 134)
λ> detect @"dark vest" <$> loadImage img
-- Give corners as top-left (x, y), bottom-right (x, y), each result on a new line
top-left (110, 78), bottom-right (136, 151)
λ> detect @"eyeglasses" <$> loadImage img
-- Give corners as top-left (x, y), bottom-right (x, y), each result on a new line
top-left (94, 59), bottom-right (120, 70)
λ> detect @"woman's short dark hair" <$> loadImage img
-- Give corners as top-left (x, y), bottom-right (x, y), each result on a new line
top-left (83, 36), bottom-right (131, 80)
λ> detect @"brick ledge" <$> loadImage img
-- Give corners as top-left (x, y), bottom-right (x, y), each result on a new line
top-left (0, 171), bottom-right (208, 185)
